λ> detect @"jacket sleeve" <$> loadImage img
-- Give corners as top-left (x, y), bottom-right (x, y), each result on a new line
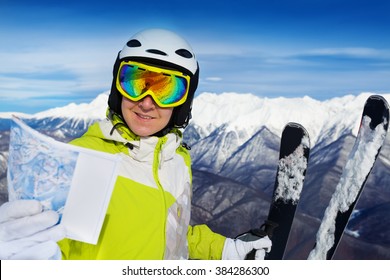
top-left (187, 224), bottom-right (226, 260)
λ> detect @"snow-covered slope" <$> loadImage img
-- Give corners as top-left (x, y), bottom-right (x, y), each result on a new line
top-left (33, 91), bottom-right (109, 120)
top-left (191, 92), bottom-right (389, 146)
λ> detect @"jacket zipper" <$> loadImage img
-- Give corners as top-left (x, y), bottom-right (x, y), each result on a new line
top-left (153, 136), bottom-right (168, 259)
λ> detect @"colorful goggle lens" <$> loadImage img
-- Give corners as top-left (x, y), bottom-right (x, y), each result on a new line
top-left (116, 61), bottom-right (190, 108)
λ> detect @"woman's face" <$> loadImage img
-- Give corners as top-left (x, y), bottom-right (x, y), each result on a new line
top-left (121, 95), bottom-right (173, 137)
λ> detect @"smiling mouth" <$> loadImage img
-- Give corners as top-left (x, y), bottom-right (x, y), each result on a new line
top-left (135, 112), bottom-right (155, 120)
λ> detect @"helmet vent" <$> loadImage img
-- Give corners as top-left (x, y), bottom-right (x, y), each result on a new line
top-left (146, 49), bottom-right (167, 56)
top-left (127, 39), bottom-right (142, 47)
top-left (175, 49), bottom-right (193, 59)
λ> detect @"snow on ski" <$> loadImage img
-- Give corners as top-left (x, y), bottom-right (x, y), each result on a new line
top-left (273, 129), bottom-right (310, 205)
top-left (308, 95), bottom-right (389, 260)
top-left (240, 122), bottom-right (310, 260)
top-left (264, 122), bottom-right (310, 260)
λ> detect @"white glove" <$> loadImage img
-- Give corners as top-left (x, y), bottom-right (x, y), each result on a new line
top-left (0, 200), bottom-right (66, 260)
top-left (222, 234), bottom-right (272, 260)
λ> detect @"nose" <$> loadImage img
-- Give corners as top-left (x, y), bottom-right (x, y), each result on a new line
top-left (138, 95), bottom-right (156, 110)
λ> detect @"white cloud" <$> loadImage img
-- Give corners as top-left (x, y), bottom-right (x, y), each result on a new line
top-left (299, 47), bottom-right (390, 59)
top-left (205, 77), bottom-right (223, 82)
top-left (0, 76), bottom-right (76, 99)
top-left (0, 35), bottom-right (122, 101)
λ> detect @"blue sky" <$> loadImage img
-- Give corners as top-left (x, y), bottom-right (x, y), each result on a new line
top-left (1, 0), bottom-right (390, 113)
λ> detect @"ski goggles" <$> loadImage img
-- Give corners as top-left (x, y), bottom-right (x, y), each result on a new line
top-left (116, 61), bottom-right (190, 108)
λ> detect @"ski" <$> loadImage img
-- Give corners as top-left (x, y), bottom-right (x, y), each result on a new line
top-left (308, 94), bottom-right (389, 260)
top-left (264, 122), bottom-right (311, 259)
top-left (241, 122), bottom-right (311, 260)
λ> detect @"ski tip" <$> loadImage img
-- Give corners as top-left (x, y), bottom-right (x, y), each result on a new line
top-left (363, 94), bottom-right (390, 130)
top-left (285, 122), bottom-right (309, 134)
top-left (283, 122), bottom-right (311, 147)
top-left (366, 94), bottom-right (390, 113)
top-left (285, 122), bottom-right (305, 129)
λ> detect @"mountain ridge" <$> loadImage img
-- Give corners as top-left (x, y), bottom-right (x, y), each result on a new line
top-left (2, 91), bottom-right (389, 145)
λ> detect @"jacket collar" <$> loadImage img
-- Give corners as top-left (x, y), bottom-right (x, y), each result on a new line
top-left (98, 109), bottom-right (183, 163)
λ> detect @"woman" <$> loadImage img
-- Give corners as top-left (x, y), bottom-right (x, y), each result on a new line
top-left (0, 29), bottom-right (271, 260)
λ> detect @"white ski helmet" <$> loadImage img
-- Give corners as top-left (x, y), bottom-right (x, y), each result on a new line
top-left (120, 29), bottom-right (198, 75)
top-left (108, 28), bottom-right (199, 133)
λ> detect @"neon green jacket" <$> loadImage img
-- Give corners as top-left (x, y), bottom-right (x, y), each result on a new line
top-left (58, 112), bottom-right (226, 259)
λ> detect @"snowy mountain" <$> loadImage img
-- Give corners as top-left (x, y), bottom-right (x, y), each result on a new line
top-left (1, 91), bottom-right (390, 259)
top-left (191, 92), bottom-right (373, 145)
